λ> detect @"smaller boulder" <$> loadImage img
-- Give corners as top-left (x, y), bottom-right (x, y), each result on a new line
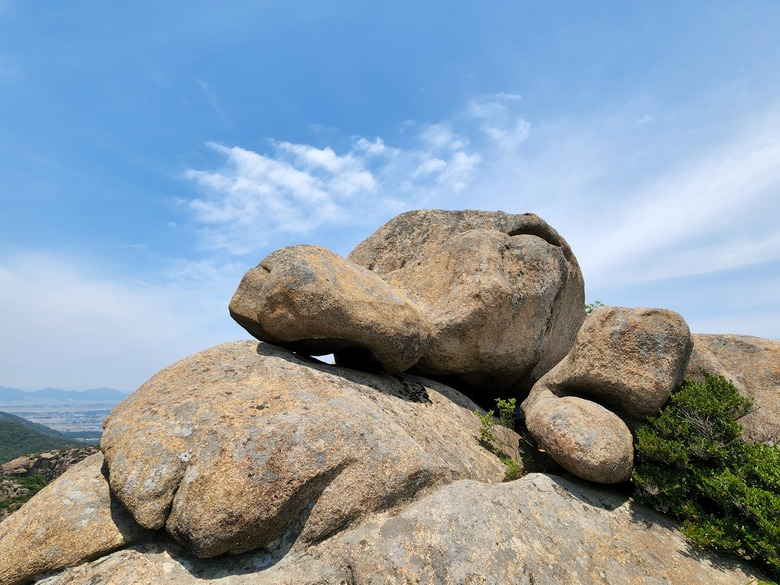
top-left (524, 393), bottom-right (634, 483)
top-left (229, 244), bottom-right (431, 373)
top-left (522, 306), bottom-right (693, 483)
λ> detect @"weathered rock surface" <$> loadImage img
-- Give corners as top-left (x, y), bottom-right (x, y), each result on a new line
top-left (0, 453), bottom-right (150, 585)
top-left (686, 333), bottom-right (780, 443)
top-left (523, 306), bottom-right (692, 483)
top-left (38, 474), bottom-right (768, 585)
top-left (348, 209), bottom-right (586, 392)
top-left (101, 341), bottom-right (519, 559)
top-left (523, 394), bottom-right (634, 483)
top-left (229, 245), bottom-right (431, 374)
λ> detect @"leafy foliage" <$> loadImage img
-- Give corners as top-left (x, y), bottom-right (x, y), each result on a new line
top-left (0, 474), bottom-right (48, 515)
top-left (494, 397), bottom-right (516, 429)
top-left (585, 300), bottom-right (605, 314)
top-left (474, 398), bottom-right (520, 480)
top-left (632, 372), bottom-right (780, 580)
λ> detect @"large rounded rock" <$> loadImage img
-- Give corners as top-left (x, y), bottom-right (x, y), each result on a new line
top-left (522, 306), bottom-right (692, 483)
top-left (101, 341), bottom-right (519, 559)
top-left (39, 474), bottom-right (769, 585)
top-left (348, 209), bottom-right (586, 392)
top-left (229, 244), bottom-right (431, 373)
top-left (686, 333), bottom-right (780, 443)
top-left (0, 453), bottom-right (149, 585)
top-left (530, 306), bottom-right (693, 421)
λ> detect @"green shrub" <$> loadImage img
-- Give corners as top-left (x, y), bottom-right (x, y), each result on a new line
top-left (494, 397), bottom-right (516, 429)
top-left (632, 372), bottom-right (780, 580)
top-left (0, 473), bottom-right (48, 516)
top-left (585, 300), bottom-right (605, 314)
top-left (474, 397), bottom-right (520, 481)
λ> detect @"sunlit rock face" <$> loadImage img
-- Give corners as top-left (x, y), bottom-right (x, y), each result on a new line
top-left (230, 210), bottom-right (585, 398)
top-left (686, 333), bottom-right (780, 443)
top-left (100, 341), bottom-right (516, 558)
top-left (5, 208), bottom-right (776, 585)
top-left (522, 306), bottom-right (693, 483)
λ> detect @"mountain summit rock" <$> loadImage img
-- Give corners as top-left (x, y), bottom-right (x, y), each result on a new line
top-left (0, 209), bottom-right (776, 584)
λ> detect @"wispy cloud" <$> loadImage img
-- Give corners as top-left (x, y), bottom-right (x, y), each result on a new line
top-left (577, 108), bottom-right (780, 284)
top-left (181, 92), bottom-right (780, 325)
top-left (196, 79), bottom-right (233, 127)
top-left (0, 253), bottom-right (242, 391)
top-left (183, 124), bottom-right (483, 254)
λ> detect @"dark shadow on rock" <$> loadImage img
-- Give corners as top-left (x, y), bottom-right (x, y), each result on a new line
top-left (255, 342), bottom-right (438, 405)
top-left (415, 371), bottom-right (533, 410)
top-left (171, 463), bottom-right (353, 580)
top-left (100, 458), bottom-right (156, 546)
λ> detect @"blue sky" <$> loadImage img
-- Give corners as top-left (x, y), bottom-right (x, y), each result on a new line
top-left (1, 1), bottom-right (778, 392)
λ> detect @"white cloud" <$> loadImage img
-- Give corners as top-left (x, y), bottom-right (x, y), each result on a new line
top-left (183, 126), bottom-right (484, 254)
top-left (578, 110), bottom-right (780, 284)
top-left (420, 123), bottom-right (468, 150)
top-left (435, 151), bottom-right (480, 192)
top-left (180, 92), bottom-right (780, 339)
top-left (411, 158), bottom-right (447, 178)
top-left (0, 253), bottom-right (244, 391)
top-left (481, 117), bottom-right (531, 149)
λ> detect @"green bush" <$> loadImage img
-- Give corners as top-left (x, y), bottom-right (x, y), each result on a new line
top-left (632, 372), bottom-right (780, 580)
top-left (474, 397), bottom-right (520, 481)
top-left (585, 300), bottom-right (605, 314)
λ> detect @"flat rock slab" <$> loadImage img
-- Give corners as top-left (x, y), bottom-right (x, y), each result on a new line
top-left (39, 474), bottom-right (769, 585)
top-left (101, 341), bottom-right (518, 559)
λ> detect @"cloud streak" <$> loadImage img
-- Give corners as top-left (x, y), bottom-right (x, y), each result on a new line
top-left (180, 93), bottom-right (780, 338)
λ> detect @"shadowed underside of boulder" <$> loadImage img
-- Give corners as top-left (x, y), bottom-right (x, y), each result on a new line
top-left (100, 341), bottom-right (518, 559)
top-left (37, 474), bottom-right (769, 585)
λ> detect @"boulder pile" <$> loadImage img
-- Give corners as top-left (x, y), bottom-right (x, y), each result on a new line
top-left (231, 210), bottom-right (586, 395)
top-left (0, 209), bottom-right (776, 585)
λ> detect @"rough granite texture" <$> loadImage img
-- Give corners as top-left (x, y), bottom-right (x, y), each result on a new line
top-left (522, 306), bottom-right (692, 483)
top-left (0, 453), bottom-right (149, 585)
top-left (229, 244), bottom-right (431, 374)
top-left (101, 341), bottom-right (519, 559)
top-left (38, 474), bottom-right (769, 585)
top-left (348, 209), bottom-right (586, 392)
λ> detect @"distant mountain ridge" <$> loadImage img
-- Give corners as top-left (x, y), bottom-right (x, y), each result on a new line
top-left (0, 386), bottom-right (129, 403)
top-left (0, 412), bottom-right (83, 464)
top-left (0, 412), bottom-right (71, 441)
